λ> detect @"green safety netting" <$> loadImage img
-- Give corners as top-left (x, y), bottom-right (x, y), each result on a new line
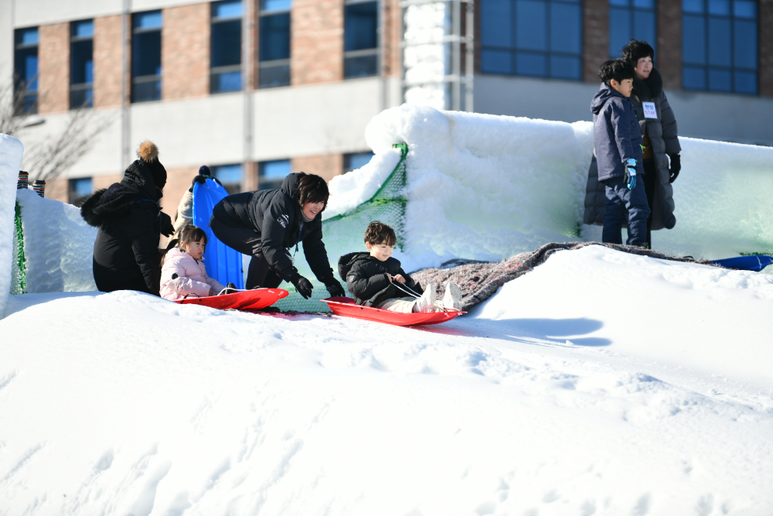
top-left (273, 143), bottom-right (408, 312)
top-left (11, 202), bottom-right (26, 295)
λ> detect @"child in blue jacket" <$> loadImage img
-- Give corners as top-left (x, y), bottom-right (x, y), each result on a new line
top-left (592, 58), bottom-right (651, 247)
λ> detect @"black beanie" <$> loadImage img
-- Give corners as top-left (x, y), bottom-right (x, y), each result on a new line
top-left (199, 165), bottom-right (211, 176)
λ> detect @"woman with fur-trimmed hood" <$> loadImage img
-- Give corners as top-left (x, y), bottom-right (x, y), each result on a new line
top-left (81, 141), bottom-right (174, 295)
top-left (584, 40), bottom-right (681, 248)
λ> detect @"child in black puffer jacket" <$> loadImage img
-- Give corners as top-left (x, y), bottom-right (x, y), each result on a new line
top-left (338, 221), bottom-right (462, 313)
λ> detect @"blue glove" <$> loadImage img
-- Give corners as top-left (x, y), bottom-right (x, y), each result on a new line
top-left (625, 158), bottom-right (637, 190)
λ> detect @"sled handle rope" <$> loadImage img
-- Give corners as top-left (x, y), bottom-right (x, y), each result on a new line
top-left (390, 278), bottom-right (422, 299)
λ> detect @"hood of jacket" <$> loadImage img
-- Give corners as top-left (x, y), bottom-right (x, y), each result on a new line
top-left (338, 251), bottom-right (369, 280)
top-left (279, 172), bottom-right (302, 206)
top-left (632, 67), bottom-right (663, 102)
top-left (122, 159), bottom-right (163, 202)
top-left (81, 183), bottom-right (147, 228)
top-left (591, 82), bottom-right (626, 116)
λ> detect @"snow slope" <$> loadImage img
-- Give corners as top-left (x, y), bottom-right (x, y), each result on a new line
top-left (1, 246), bottom-right (772, 515)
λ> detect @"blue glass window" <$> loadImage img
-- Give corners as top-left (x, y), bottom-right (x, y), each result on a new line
top-left (131, 10), bottom-right (162, 102)
top-left (259, 160), bottom-right (290, 190)
top-left (480, 0), bottom-right (582, 80)
top-left (212, 1), bottom-right (243, 93)
top-left (609, 0), bottom-right (656, 58)
top-left (344, 0), bottom-right (379, 78)
top-left (69, 177), bottom-right (93, 205)
top-left (682, 0), bottom-right (757, 94)
top-left (343, 152), bottom-right (374, 173)
top-left (212, 164), bottom-right (244, 194)
top-left (14, 28), bottom-right (39, 114)
top-left (259, 0), bottom-right (291, 87)
top-left (71, 20), bottom-right (94, 109)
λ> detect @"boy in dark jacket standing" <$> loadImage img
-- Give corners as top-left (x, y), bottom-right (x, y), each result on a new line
top-left (338, 221), bottom-right (462, 313)
top-left (592, 59), bottom-right (650, 247)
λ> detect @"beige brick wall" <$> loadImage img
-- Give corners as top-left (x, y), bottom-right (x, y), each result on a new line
top-left (760, 0), bottom-right (773, 97)
top-left (382, 0), bottom-right (401, 78)
top-left (94, 15), bottom-right (126, 108)
top-left (38, 23), bottom-right (70, 114)
top-left (163, 166), bottom-right (199, 225)
top-left (582, 0), bottom-right (608, 83)
top-left (163, 4), bottom-right (210, 100)
top-left (292, 154), bottom-right (342, 184)
top-left (291, 0), bottom-right (343, 85)
top-left (657, 1), bottom-right (681, 90)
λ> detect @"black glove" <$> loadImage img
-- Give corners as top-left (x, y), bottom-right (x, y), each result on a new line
top-left (290, 274), bottom-right (313, 299)
top-left (668, 154), bottom-right (681, 183)
top-left (159, 212), bottom-right (175, 237)
top-left (192, 174), bottom-right (209, 187)
top-left (325, 280), bottom-right (346, 298)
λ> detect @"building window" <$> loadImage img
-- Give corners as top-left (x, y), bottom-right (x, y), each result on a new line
top-left (344, 0), bottom-right (379, 78)
top-left (14, 27), bottom-right (39, 115)
top-left (131, 10), bottom-right (162, 102)
top-left (480, 0), bottom-right (583, 80)
top-left (609, 0), bottom-right (656, 59)
top-left (69, 177), bottom-right (93, 206)
top-left (70, 20), bottom-right (94, 109)
top-left (212, 0), bottom-right (243, 93)
top-left (343, 151), bottom-right (374, 173)
top-left (259, 0), bottom-right (291, 88)
top-left (258, 160), bottom-right (290, 190)
top-left (211, 164), bottom-right (244, 194)
top-left (683, 0), bottom-right (758, 94)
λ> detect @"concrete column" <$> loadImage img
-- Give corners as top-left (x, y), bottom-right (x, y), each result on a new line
top-left (582, 0), bottom-right (608, 83)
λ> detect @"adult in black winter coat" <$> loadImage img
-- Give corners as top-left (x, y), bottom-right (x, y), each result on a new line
top-left (81, 141), bottom-right (174, 295)
top-left (338, 250), bottom-right (424, 308)
top-left (585, 40), bottom-right (681, 247)
top-left (209, 172), bottom-right (345, 298)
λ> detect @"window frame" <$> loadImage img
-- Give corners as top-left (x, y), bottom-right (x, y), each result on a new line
top-left (682, 0), bottom-right (758, 95)
top-left (259, 0), bottom-right (292, 88)
top-left (70, 19), bottom-right (94, 109)
top-left (343, 0), bottom-right (380, 79)
top-left (258, 159), bottom-right (290, 190)
top-left (14, 27), bottom-right (39, 115)
top-left (479, 0), bottom-right (584, 81)
top-left (130, 10), bottom-right (163, 103)
top-left (211, 163), bottom-right (245, 195)
top-left (211, 0), bottom-right (244, 94)
top-left (608, 0), bottom-right (656, 59)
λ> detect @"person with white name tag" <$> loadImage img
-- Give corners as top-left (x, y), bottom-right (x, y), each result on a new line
top-left (622, 39), bottom-right (682, 248)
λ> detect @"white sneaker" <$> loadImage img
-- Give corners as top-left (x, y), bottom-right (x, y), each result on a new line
top-left (442, 282), bottom-right (463, 310)
top-left (413, 284), bottom-right (437, 313)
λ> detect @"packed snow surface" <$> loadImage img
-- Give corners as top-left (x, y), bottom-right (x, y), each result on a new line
top-left (2, 246), bottom-right (773, 515)
top-left (2, 105), bottom-right (773, 514)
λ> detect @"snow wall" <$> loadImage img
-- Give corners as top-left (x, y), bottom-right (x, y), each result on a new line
top-left (0, 135), bottom-right (24, 317)
top-left (3, 105), bottom-right (773, 312)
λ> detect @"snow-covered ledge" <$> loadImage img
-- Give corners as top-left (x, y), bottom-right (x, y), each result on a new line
top-left (0, 134), bottom-right (24, 318)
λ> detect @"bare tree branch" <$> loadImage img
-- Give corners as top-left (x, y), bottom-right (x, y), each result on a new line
top-left (1, 72), bottom-right (116, 182)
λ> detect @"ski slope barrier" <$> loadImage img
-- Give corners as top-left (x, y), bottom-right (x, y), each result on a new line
top-left (3, 105), bottom-right (773, 312)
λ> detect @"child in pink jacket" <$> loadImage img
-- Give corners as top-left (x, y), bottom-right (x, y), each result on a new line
top-left (160, 225), bottom-right (226, 300)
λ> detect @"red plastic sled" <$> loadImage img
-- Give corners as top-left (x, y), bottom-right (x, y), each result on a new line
top-left (321, 296), bottom-right (465, 326)
top-left (175, 288), bottom-right (289, 311)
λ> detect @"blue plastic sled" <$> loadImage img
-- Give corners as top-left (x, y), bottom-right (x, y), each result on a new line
top-left (712, 255), bottom-right (773, 272)
top-left (192, 179), bottom-right (244, 288)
